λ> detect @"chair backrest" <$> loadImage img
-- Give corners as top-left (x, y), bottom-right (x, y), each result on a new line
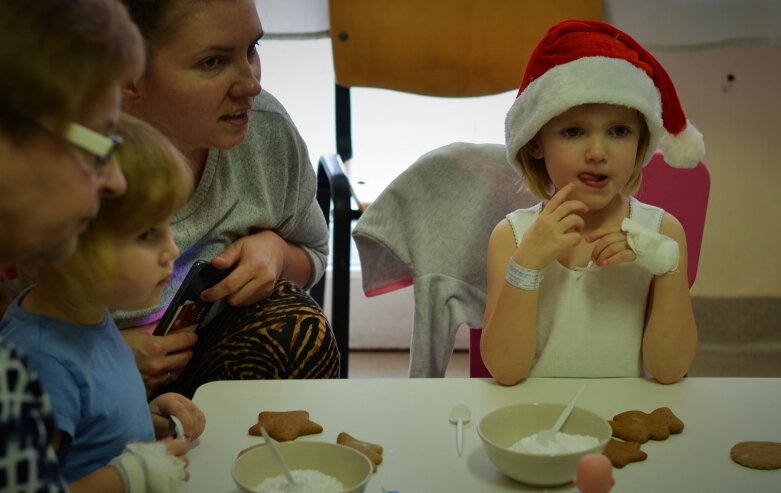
top-left (328, 0), bottom-right (603, 180)
top-left (469, 152), bottom-right (711, 378)
top-left (330, 0), bottom-right (603, 97)
top-left (635, 152), bottom-right (711, 286)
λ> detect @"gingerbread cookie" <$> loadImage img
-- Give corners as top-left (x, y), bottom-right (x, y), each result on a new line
top-left (248, 410), bottom-right (323, 442)
top-left (602, 439), bottom-right (647, 468)
top-left (609, 407), bottom-right (683, 443)
top-left (730, 441), bottom-right (781, 470)
top-left (337, 432), bottom-right (383, 471)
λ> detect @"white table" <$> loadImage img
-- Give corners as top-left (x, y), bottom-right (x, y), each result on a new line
top-left (186, 378), bottom-right (781, 492)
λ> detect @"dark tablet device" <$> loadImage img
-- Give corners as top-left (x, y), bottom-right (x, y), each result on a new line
top-left (153, 260), bottom-right (232, 336)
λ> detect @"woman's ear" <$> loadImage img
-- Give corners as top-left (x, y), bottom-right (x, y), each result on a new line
top-left (121, 79), bottom-right (142, 112)
top-left (525, 137), bottom-right (544, 159)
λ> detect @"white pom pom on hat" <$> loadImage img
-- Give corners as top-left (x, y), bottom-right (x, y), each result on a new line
top-left (505, 20), bottom-right (705, 169)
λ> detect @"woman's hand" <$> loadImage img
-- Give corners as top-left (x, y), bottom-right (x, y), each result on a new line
top-left (200, 230), bottom-right (286, 306)
top-left (586, 227), bottom-right (636, 267)
top-left (150, 392), bottom-right (206, 441)
top-left (121, 327), bottom-right (197, 394)
top-left (516, 183), bottom-right (588, 269)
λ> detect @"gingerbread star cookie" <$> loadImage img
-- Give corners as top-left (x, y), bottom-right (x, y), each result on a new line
top-left (337, 432), bottom-right (384, 471)
top-left (609, 407), bottom-right (684, 443)
top-left (248, 410), bottom-right (323, 442)
top-left (730, 441), bottom-right (781, 470)
top-left (602, 439), bottom-right (648, 468)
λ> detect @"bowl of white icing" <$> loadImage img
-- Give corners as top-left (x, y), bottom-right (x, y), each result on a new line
top-left (477, 402), bottom-right (611, 486)
top-left (231, 440), bottom-right (373, 493)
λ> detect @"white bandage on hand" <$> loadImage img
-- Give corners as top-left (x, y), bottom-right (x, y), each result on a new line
top-left (110, 442), bottom-right (186, 493)
top-left (621, 218), bottom-right (680, 276)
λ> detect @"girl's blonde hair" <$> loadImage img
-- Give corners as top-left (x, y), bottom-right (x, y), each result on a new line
top-left (59, 113), bottom-right (192, 286)
top-left (517, 111), bottom-right (651, 201)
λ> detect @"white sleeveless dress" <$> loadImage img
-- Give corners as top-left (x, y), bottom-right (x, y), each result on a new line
top-left (506, 197), bottom-right (663, 377)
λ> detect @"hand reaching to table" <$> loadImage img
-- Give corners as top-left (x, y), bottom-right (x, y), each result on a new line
top-left (150, 392), bottom-right (206, 442)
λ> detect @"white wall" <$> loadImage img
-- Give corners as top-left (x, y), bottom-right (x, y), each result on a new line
top-left (655, 45), bottom-right (781, 297)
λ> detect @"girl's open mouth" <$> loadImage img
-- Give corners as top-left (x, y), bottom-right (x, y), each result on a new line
top-left (579, 172), bottom-right (608, 188)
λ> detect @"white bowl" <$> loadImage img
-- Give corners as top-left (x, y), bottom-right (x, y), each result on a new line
top-left (478, 402), bottom-right (611, 487)
top-left (231, 440), bottom-right (373, 493)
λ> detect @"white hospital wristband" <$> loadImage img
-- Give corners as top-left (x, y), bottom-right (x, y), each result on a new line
top-left (505, 258), bottom-right (543, 290)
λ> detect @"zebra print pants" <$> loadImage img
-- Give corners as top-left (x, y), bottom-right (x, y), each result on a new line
top-left (156, 279), bottom-right (340, 399)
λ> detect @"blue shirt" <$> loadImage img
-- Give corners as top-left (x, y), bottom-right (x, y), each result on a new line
top-left (0, 290), bottom-right (154, 483)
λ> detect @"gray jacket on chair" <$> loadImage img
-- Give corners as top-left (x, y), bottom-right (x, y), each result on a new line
top-left (352, 143), bottom-right (536, 377)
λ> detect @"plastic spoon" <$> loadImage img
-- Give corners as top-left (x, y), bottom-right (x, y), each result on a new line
top-left (170, 415), bottom-right (186, 440)
top-left (449, 404), bottom-right (471, 456)
top-left (537, 386), bottom-right (585, 445)
top-left (259, 427), bottom-right (298, 489)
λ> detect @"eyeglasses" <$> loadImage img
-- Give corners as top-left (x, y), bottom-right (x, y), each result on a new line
top-left (62, 122), bottom-right (123, 170)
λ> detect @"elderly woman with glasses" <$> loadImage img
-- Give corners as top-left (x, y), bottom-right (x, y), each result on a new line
top-left (0, 0), bottom-right (144, 491)
top-left (0, 1), bottom-right (143, 267)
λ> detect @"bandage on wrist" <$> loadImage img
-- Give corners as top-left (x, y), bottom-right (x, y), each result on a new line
top-left (621, 218), bottom-right (680, 275)
top-left (110, 442), bottom-right (186, 493)
top-left (505, 258), bottom-right (543, 290)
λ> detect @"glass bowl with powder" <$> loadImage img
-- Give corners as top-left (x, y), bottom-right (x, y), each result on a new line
top-left (232, 441), bottom-right (373, 493)
top-left (478, 402), bottom-right (611, 487)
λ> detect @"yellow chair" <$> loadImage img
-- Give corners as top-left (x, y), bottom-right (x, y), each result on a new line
top-left (313, 0), bottom-right (603, 377)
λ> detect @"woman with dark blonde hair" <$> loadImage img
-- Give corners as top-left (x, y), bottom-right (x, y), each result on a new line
top-left (117, 0), bottom-right (340, 398)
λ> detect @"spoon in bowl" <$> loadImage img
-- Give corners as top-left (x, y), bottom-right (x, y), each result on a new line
top-left (449, 404), bottom-right (472, 456)
top-left (259, 426), bottom-right (299, 489)
top-left (536, 386), bottom-right (585, 446)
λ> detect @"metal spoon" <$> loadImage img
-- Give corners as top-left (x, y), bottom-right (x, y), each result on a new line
top-left (259, 426), bottom-right (298, 488)
top-left (537, 386), bottom-right (585, 446)
top-left (449, 404), bottom-right (472, 456)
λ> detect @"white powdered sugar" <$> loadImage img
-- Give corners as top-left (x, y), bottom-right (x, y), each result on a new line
top-left (509, 431), bottom-right (599, 455)
top-left (253, 469), bottom-right (344, 493)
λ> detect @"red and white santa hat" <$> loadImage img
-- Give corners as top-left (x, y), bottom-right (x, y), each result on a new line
top-left (506, 20), bottom-right (704, 169)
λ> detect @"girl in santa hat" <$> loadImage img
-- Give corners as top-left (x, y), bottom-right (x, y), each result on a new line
top-left (481, 20), bottom-right (703, 386)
